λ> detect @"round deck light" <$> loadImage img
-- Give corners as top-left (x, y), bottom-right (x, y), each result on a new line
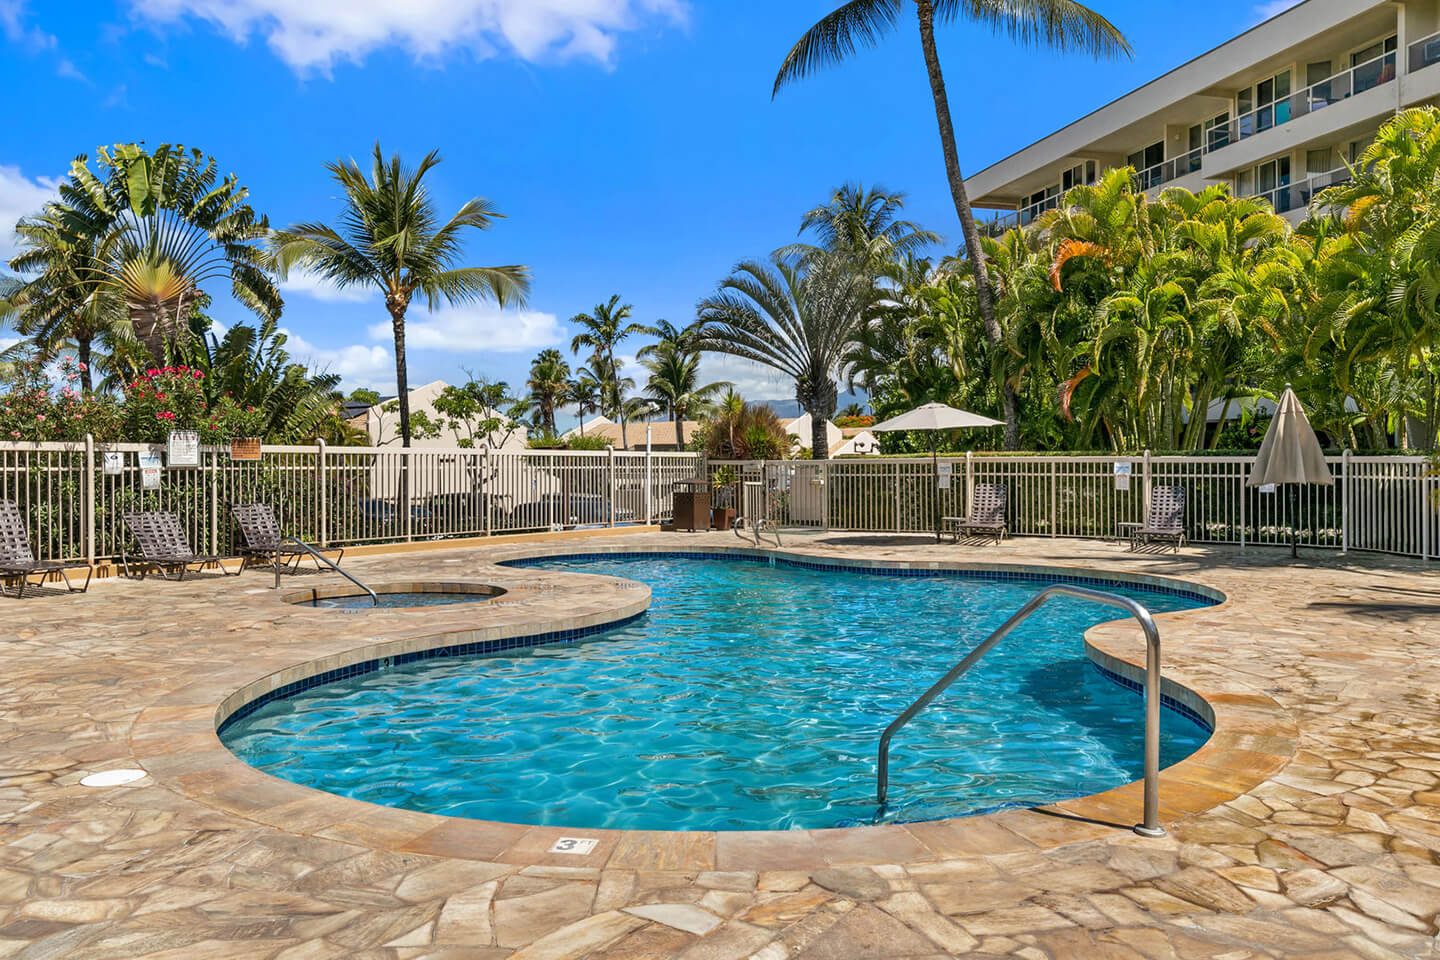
top-left (80, 769), bottom-right (147, 787)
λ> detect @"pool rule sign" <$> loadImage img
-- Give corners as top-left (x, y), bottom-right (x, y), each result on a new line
top-left (167, 430), bottom-right (200, 468)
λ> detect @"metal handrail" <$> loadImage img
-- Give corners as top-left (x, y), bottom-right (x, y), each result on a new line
top-left (274, 536), bottom-right (378, 605)
top-left (876, 583), bottom-right (1167, 838)
top-left (733, 481), bottom-right (781, 547)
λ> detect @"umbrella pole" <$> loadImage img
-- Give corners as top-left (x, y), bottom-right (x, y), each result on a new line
top-left (932, 436), bottom-right (941, 543)
top-left (1289, 484), bottom-right (1298, 559)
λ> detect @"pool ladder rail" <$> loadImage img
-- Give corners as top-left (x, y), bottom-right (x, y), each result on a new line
top-left (734, 481), bottom-right (781, 548)
top-left (876, 584), bottom-right (1168, 838)
top-left (274, 536), bottom-right (379, 606)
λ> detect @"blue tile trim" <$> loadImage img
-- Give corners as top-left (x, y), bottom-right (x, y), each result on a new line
top-left (1089, 659), bottom-right (1214, 732)
top-left (217, 611), bottom-right (645, 735)
top-left (501, 551), bottom-right (1219, 605)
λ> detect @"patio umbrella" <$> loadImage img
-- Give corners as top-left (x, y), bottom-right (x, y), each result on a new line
top-left (1246, 384), bottom-right (1333, 558)
top-left (871, 402), bottom-right (1003, 541)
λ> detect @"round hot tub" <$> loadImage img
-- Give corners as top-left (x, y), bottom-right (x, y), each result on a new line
top-left (282, 581), bottom-right (507, 611)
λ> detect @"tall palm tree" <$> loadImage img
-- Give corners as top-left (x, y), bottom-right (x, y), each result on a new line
top-left (774, 0), bottom-right (1131, 449)
top-left (271, 144), bottom-right (530, 446)
top-left (786, 183), bottom-right (940, 270)
top-left (565, 373), bottom-right (604, 435)
top-left (6, 208), bottom-right (128, 392)
top-left (696, 252), bottom-right (876, 458)
top-left (59, 143), bottom-right (280, 364)
top-left (641, 342), bottom-right (729, 447)
top-left (526, 348), bottom-right (571, 436)
top-left (569, 295), bottom-right (650, 449)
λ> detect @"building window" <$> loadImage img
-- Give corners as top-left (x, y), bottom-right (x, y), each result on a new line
top-left (1239, 156), bottom-right (1293, 211)
top-left (1352, 36), bottom-right (1397, 94)
top-left (1191, 113), bottom-right (1228, 159)
top-left (1060, 160), bottom-right (1097, 191)
top-left (1306, 148), bottom-right (1335, 176)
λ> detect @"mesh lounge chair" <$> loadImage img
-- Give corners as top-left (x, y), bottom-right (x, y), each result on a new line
top-left (229, 502), bottom-right (342, 574)
top-left (943, 483), bottom-right (1008, 543)
top-left (1132, 486), bottom-right (1187, 554)
top-left (0, 499), bottom-right (91, 597)
top-left (122, 511), bottom-right (240, 581)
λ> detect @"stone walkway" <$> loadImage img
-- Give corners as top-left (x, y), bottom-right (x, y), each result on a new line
top-left (2, 531), bottom-right (1439, 959)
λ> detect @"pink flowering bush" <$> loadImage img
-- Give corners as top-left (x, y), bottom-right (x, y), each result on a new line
top-left (121, 366), bottom-right (212, 441)
top-left (0, 357), bottom-right (120, 441)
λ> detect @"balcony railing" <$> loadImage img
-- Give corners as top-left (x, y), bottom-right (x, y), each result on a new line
top-left (1205, 50), bottom-right (1397, 154)
top-left (1410, 30), bottom-right (1440, 73)
top-left (1245, 165), bottom-right (1352, 215)
top-left (979, 194), bottom-right (1062, 237)
top-left (1133, 148), bottom-right (1203, 191)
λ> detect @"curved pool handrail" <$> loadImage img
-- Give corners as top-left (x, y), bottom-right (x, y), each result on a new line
top-left (876, 583), bottom-right (1166, 838)
top-left (275, 536), bottom-right (378, 606)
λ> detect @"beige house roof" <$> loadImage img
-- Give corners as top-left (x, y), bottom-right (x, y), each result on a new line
top-left (584, 420), bottom-right (702, 449)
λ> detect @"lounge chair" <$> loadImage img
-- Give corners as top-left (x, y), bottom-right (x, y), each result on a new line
top-left (942, 483), bottom-right (1008, 543)
top-left (121, 511), bottom-right (240, 581)
top-left (1131, 486), bottom-right (1187, 553)
top-left (230, 502), bottom-right (342, 574)
top-left (0, 499), bottom-right (91, 597)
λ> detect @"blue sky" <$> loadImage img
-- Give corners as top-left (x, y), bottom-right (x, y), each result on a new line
top-left (2, 0), bottom-right (1296, 417)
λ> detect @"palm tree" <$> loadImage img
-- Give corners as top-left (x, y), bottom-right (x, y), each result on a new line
top-left (526, 348), bottom-right (571, 436)
top-left (786, 183), bottom-right (939, 270)
top-left (58, 143), bottom-right (280, 364)
top-left (774, 0), bottom-right (1131, 449)
top-left (566, 372), bottom-right (604, 434)
top-left (696, 252), bottom-right (876, 458)
top-left (271, 144), bottom-right (530, 446)
top-left (636, 318), bottom-right (701, 360)
top-left (569, 295), bottom-right (650, 449)
top-left (6, 208), bottom-right (128, 392)
top-left (641, 342), bottom-right (729, 447)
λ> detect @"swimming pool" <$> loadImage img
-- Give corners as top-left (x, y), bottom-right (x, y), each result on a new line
top-left (221, 553), bottom-right (1216, 831)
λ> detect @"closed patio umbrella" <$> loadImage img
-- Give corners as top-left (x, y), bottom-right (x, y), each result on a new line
top-left (1246, 384), bottom-right (1333, 557)
top-left (871, 403), bottom-right (1003, 542)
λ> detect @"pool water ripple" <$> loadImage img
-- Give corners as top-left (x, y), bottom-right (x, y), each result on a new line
top-left (222, 555), bottom-right (1214, 831)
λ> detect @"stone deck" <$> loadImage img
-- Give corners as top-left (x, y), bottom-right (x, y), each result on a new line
top-left (2, 530), bottom-right (1439, 959)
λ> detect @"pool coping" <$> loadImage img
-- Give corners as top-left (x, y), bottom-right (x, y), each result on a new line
top-left (131, 544), bottom-right (1297, 872)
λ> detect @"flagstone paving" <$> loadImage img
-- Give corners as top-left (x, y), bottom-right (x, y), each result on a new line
top-left (1, 530), bottom-right (1439, 958)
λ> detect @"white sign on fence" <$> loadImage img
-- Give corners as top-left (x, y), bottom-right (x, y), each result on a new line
top-left (167, 430), bottom-right (200, 467)
top-left (1114, 461), bottom-right (1132, 491)
top-left (1260, 483), bottom-right (1276, 494)
top-left (137, 449), bottom-right (163, 489)
top-left (102, 451), bottom-right (124, 476)
top-left (936, 461), bottom-right (952, 490)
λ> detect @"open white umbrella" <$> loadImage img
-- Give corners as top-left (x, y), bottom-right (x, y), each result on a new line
top-left (1246, 384), bottom-right (1333, 557)
top-left (871, 402), bottom-right (1003, 541)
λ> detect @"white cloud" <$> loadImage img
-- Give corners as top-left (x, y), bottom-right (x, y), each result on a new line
top-left (699, 353), bottom-right (789, 402)
top-left (0, 164), bottom-right (60, 262)
top-left (280, 269), bottom-right (373, 304)
top-left (0, 1), bottom-right (56, 53)
top-left (1252, 0), bottom-right (1301, 23)
top-left (367, 304), bottom-right (564, 353)
top-left (130, 0), bottom-right (686, 73)
top-left (283, 329), bottom-right (395, 391)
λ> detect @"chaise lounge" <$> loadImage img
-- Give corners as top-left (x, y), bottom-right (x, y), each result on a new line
top-left (229, 502), bottom-right (342, 574)
top-left (121, 511), bottom-right (241, 580)
top-left (1131, 485), bottom-right (1187, 553)
top-left (0, 499), bottom-right (91, 597)
top-left (942, 483), bottom-right (1009, 543)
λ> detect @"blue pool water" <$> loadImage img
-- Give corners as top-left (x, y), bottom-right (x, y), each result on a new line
top-left (221, 554), bottom-right (1215, 831)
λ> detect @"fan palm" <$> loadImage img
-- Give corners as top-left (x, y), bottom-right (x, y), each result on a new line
top-left (787, 183), bottom-right (940, 271)
top-left (569, 295), bottom-right (651, 449)
top-left (566, 372), bottom-right (604, 434)
top-left (641, 342), bottom-right (729, 447)
top-left (526, 348), bottom-right (571, 436)
top-left (774, 0), bottom-right (1131, 449)
top-left (271, 144), bottom-right (530, 446)
top-left (696, 252), bottom-right (876, 458)
top-left (55, 144), bottom-right (280, 364)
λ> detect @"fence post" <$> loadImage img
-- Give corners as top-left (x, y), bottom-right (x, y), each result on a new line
top-left (402, 450), bottom-right (412, 543)
top-left (965, 451), bottom-right (974, 519)
top-left (645, 445), bottom-right (653, 525)
top-left (209, 447), bottom-right (219, 556)
top-left (1239, 459), bottom-right (1247, 552)
top-left (1049, 459), bottom-right (1058, 537)
top-left (483, 445), bottom-right (492, 537)
top-left (893, 460), bottom-right (902, 533)
top-left (1142, 449), bottom-right (1153, 516)
top-left (607, 446), bottom-right (616, 528)
top-left (316, 439), bottom-right (328, 549)
top-left (83, 433), bottom-right (96, 567)
top-left (1341, 448), bottom-right (1351, 555)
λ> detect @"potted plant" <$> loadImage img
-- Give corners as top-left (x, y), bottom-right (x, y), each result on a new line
top-left (711, 464), bottom-right (740, 529)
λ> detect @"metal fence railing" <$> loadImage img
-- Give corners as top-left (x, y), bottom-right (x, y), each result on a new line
top-left (0, 438), bottom-right (702, 564)
top-left (707, 452), bottom-right (1439, 560)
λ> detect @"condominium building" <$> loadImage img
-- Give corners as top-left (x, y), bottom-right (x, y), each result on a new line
top-left (969, 0), bottom-right (1440, 231)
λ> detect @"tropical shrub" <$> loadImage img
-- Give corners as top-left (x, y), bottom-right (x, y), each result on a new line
top-left (0, 356), bottom-right (120, 441)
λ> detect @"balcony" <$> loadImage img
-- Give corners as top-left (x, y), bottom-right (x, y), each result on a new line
top-left (1204, 50), bottom-right (1397, 155)
top-left (1410, 30), bottom-right (1440, 73)
top-left (1245, 165), bottom-right (1352, 216)
top-left (978, 194), bottom-right (1061, 238)
top-left (1133, 148), bottom-right (1203, 191)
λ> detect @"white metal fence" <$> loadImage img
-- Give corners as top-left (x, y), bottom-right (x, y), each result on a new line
top-left (0, 439), bottom-right (701, 564)
top-left (712, 452), bottom-right (1440, 560)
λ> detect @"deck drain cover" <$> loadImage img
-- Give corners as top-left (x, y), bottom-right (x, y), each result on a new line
top-left (81, 769), bottom-right (147, 787)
